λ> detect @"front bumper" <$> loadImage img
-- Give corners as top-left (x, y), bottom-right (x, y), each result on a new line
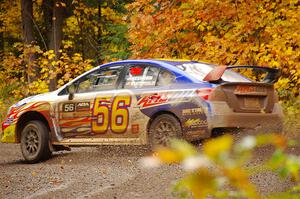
top-left (208, 102), bottom-right (284, 133)
top-left (1, 118), bottom-right (17, 143)
top-left (1, 125), bottom-right (16, 143)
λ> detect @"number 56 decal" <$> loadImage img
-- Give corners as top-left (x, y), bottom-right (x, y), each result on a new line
top-left (92, 96), bottom-right (131, 134)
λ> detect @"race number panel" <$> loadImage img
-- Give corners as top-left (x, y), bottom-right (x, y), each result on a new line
top-left (92, 95), bottom-right (131, 134)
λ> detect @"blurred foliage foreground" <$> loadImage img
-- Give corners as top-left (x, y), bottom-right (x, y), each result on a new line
top-left (141, 134), bottom-right (300, 199)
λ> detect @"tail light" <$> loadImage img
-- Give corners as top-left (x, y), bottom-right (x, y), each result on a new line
top-left (196, 88), bottom-right (214, 100)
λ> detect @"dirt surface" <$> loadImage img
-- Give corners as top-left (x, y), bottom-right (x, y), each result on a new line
top-left (0, 131), bottom-right (299, 199)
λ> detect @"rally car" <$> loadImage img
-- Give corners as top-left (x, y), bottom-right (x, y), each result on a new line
top-left (1, 59), bottom-right (283, 163)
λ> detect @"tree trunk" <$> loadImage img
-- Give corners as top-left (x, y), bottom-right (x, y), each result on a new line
top-left (0, 0), bottom-right (3, 57)
top-left (98, 0), bottom-right (101, 47)
top-left (21, 0), bottom-right (35, 44)
top-left (42, 0), bottom-right (53, 50)
top-left (21, 0), bottom-right (36, 83)
top-left (0, 31), bottom-right (3, 67)
top-left (0, 22), bottom-right (3, 58)
top-left (48, 0), bottom-right (65, 91)
top-left (97, 0), bottom-right (102, 64)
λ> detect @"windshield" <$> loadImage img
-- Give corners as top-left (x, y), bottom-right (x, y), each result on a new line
top-left (176, 63), bottom-right (250, 82)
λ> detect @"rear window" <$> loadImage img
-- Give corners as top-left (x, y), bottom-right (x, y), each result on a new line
top-left (176, 63), bottom-right (250, 82)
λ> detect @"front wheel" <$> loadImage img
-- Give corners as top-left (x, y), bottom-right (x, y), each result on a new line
top-left (149, 114), bottom-right (182, 148)
top-left (20, 121), bottom-right (52, 163)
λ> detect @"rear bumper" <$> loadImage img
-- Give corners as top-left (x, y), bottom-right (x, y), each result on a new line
top-left (208, 102), bottom-right (284, 133)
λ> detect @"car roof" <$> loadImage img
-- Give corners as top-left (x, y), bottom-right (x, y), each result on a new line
top-left (101, 59), bottom-right (200, 67)
top-left (99, 59), bottom-right (209, 73)
top-left (99, 59), bottom-right (216, 83)
top-left (57, 59), bottom-right (213, 93)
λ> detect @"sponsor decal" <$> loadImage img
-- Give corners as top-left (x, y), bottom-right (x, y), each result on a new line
top-left (235, 85), bottom-right (266, 94)
top-left (137, 94), bottom-right (168, 108)
top-left (184, 118), bottom-right (208, 128)
top-left (137, 91), bottom-right (194, 109)
top-left (127, 76), bottom-right (153, 81)
top-left (168, 91), bottom-right (193, 100)
top-left (185, 129), bottom-right (207, 138)
top-left (62, 103), bottom-right (75, 112)
top-left (62, 102), bottom-right (90, 112)
top-left (76, 102), bottom-right (90, 111)
top-left (182, 107), bottom-right (204, 116)
top-left (132, 124), bottom-right (139, 134)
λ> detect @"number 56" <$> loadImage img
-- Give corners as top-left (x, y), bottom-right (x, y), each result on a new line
top-left (92, 96), bottom-right (131, 134)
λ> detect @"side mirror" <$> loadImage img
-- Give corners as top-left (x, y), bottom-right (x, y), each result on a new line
top-left (66, 84), bottom-right (75, 100)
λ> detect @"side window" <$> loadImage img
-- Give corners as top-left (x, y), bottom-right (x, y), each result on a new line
top-left (76, 65), bottom-right (123, 93)
top-left (157, 69), bottom-right (175, 86)
top-left (124, 65), bottom-right (160, 89)
top-left (77, 77), bottom-right (93, 93)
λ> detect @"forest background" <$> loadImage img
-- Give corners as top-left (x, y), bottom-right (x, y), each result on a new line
top-left (0, 0), bottom-right (299, 131)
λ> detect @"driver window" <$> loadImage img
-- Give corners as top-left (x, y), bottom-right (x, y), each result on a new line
top-left (76, 65), bottom-right (123, 93)
top-left (77, 78), bottom-right (92, 93)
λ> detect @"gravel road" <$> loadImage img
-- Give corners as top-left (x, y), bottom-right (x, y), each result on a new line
top-left (0, 131), bottom-right (299, 199)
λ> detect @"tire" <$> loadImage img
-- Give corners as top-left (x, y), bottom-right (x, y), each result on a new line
top-left (149, 114), bottom-right (182, 148)
top-left (20, 121), bottom-right (52, 163)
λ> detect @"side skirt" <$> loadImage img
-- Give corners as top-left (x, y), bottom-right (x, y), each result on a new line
top-left (52, 137), bottom-right (145, 146)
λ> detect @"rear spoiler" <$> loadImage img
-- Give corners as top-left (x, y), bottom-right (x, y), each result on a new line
top-left (203, 65), bottom-right (281, 83)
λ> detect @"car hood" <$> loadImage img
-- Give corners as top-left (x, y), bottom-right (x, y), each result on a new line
top-left (13, 92), bottom-right (56, 108)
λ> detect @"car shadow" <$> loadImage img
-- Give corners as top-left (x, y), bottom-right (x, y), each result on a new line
top-left (0, 159), bottom-right (26, 165)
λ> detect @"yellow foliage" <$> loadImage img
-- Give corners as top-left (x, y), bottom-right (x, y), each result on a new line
top-left (183, 169), bottom-right (216, 199)
top-left (203, 134), bottom-right (233, 159)
top-left (0, 1), bottom-right (21, 37)
top-left (128, 0), bottom-right (300, 98)
top-left (155, 139), bottom-right (198, 163)
top-left (0, 44), bottom-right (93, 99)
top-left (151, 135), bottom-right (300, 199)
top-left (155, 148), bottom-right (183, 164)
top-left (256, 134), bottom-right (287, 149)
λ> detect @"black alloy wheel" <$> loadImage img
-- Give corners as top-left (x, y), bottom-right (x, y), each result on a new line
top-left (149, 114), bottom-right (182, 148)
top-left (20, 120), bottom-right (52, 163)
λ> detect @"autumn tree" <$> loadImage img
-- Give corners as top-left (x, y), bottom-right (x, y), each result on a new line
top-left (21, 0), bottom-right (35, 45)
top-left (21, 0), bottom-right (37, 83)
top-left (0, 0), bottom-right (3, 58)
top-left (127, 0), bottom-right (300, 99)
top-left (68, 0), bottom-right (132, 63)
top-left (48, 0), bottom-right (67, 90)
top-left (0, 0), bottom-right (133, 104)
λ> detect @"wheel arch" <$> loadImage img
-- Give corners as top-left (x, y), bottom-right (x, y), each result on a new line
top-left (146, 110), bottom-right (182, 133)
top-left (16, 111), bottom-right (51, 143)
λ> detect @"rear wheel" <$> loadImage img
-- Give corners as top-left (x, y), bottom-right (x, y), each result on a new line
top-left (20, 121), bottom-right (52, 163)
top-left (149, 114), bottom-right (182, 148)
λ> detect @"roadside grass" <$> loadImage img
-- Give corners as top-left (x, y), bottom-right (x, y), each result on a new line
top-left (281, 98), bottom-right (300, 137)
top-left (0, 80), bottom-right (21, 122)
top-left (0, 99), bottom-right (14, 122)
top-left (0, 96), bottom-right (18, 122)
